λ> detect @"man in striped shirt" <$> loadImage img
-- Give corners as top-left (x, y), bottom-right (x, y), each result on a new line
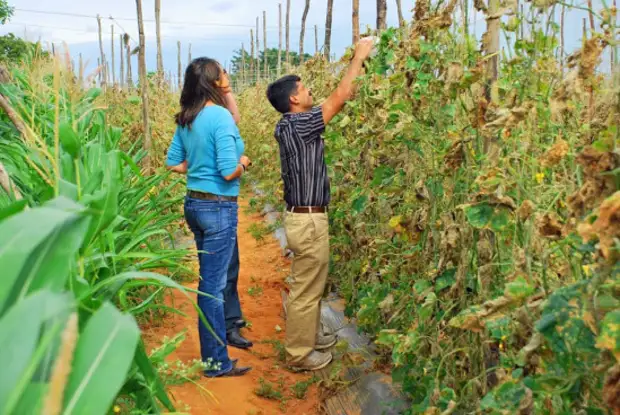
top-left (266, 38), bottom-right (374, 371)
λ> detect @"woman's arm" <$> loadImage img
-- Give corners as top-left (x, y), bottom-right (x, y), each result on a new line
top-left (167, 160), bottom-right (187, 174)
top-left (223, 92), bottom-right (241, 125)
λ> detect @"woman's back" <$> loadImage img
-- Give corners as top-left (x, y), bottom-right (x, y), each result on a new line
top-left (167, 105), bottom-right (245, 197)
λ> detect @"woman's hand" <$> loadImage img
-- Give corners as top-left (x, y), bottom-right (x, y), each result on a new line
top-left (240, 155), bottom-right (251, 169)
top-left (167, 160), bottom-right (188, 174)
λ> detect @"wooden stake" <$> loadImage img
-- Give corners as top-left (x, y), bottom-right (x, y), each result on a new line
top-left (96, 15), bottom-right (106, 90)
top-left (325, 0), bottom-right (334, 59)
top-left (119, 35), bottom-right (125, 88)
top-left (155, 0), bottom-right (164, 79)
top-left (250, 29), bottom-right (255, 80)
top-left (353, 0), bottom-right (360, 43)
top-left (560, 3), bottom-right (565, 71)
top-left (300, 0), bottom-right (310, 63)
top-left (111, 25), bottom-right (116, 86)
top-left (278, 3), bottom-right (282, 76)
top-left (256, 17), bottom-right (261, 81)
top-left (135, 0), bottom-right (151, 173)
top-left (286, 0), bottom-right (291, 66)
top-left (377, 0), bottom-right (387, 31)
top-left (315, 25), bottom-right (319, 55)
top-left (124, 34), bottom-right (133, 89)
top-left (177, 41), bottom-right (182, 89)
top-left (395, 0), bottom-right (405, 28)
top-left (242, 43), bottom-right (247, 85)
top-left (188, 43), bottom-right (192, 64)
top-left (78, 53), bottom-right (84, 86)
top-left (263, 11), bottom-right (268, 76)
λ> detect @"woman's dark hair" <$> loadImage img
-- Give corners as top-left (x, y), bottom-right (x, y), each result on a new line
top-left (266, 75), bottom-right (301, 113)
top-left (175, 57), bottom-right (227, 128)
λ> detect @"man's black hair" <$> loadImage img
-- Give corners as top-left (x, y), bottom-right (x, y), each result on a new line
top-left (266, 75), bottom-right (301, 114)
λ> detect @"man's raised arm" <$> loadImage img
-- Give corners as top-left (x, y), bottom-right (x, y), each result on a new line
top-left (321, 37), bottom-right (375, 125)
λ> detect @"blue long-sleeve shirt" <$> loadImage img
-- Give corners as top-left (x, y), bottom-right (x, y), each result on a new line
top-left (166, 105), bottom-right (245, 197)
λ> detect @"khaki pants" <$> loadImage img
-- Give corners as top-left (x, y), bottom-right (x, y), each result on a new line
top-left (284, 211), bottom-right (329, 364)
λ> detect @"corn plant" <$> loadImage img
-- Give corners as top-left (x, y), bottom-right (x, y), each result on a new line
top-left (0, 53), bottom-right (200, 413)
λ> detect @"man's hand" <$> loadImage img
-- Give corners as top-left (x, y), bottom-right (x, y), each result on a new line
top-left (321, 37), bottom-right (375, 125)
top-left (353, 37), bottom-right (375, 62)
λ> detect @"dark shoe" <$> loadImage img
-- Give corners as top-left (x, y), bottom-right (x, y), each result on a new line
top-left (205, 365), bottom-right (252, 378)
top-left (227, 328), bottom-right (253, 350)
top-left (234, 319), bottom-right (247, 329)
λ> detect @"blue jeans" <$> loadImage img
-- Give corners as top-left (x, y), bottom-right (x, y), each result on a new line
top-left (184, 196), bottom-right (238, 376)
top-left (225, 239), bottom-right (243, 332)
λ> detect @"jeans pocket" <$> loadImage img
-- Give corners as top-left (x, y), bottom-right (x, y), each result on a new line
top-left (195, 208), bottom-right (221, 235)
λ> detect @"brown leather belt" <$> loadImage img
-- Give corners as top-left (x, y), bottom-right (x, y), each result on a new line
top-left (286, 205), bottom-right (328, 213)
top-left (187, 190), bottom-right (238, 202)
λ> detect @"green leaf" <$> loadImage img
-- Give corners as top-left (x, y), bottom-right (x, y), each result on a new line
top-left (490, 207), bottom-right (511, 232)
top-left (505, 276), bottom-right (535, 300)
top-left (59, 121), bottom-right (81, 158)
top-left (63, 303), bottom-right (140, 415)
top-left (596, 310), bottom-right (620, 361)
top-left (0, 199), bottom-right (28, 221)
top-left (351, 195), bottom-right (368, 214)
top-left (0, 291), bottom-right (72, 413)
top-left (134, 341), bottom-right (175, 411)
top-left (0, 198), bottom-right (89, 314)
top-left (463, 203), bottom-right (493, 228)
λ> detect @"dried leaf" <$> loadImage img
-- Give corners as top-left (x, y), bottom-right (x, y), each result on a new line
top-left (541, 138), bottom-right (570, 167)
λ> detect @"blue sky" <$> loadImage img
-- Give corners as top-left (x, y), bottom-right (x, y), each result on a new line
top-left (0, 0), bottom-right (614, 84)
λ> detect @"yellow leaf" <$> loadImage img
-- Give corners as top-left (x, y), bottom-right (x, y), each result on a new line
top-left (389, 215), bottom-right (402, 228)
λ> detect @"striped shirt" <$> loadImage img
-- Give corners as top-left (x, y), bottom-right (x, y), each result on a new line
top-left (274, 106), bottom-right (330, 207)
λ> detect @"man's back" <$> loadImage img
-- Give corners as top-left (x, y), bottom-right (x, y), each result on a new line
top-left (274, 106), bottom-right (330, 208)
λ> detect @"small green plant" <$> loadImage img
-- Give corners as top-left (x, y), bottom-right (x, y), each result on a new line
top-left (291, 376), bottom-right (318, 399)
top-left (254, 377), bottom-right (284, 401)
top-left (247, 222), bottom-right (275, 244)
top-left (261, 339), bottom-right (286, 362)
top-left (247, 285), bottom-right (264, 297)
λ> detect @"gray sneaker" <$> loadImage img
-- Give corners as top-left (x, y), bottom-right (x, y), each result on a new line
top-left (315, 333), bottom-right (338, 350)
top-left (291, 350), bottom-right (333, 372)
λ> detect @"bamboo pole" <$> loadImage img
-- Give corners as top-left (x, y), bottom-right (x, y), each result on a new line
top-left (96, 15), bottom-right (106, 90)
top-left (278, 3), bottom-right (282, 76)
top-left (188, 43), bottom-right (192, 64)
top-left (135, 0), bottom-right (151, 173)
top-left (78, 53), bottom-right (84, 86)
top-left (263, 11), bottom-right (268, 77)
top-left (111, 25), bottom-right (116, 86)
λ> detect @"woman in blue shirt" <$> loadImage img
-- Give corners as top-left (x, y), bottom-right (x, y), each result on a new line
top-left (167, 57), bottom-right (251, 377)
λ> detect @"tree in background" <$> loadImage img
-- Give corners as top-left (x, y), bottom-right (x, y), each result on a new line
top-left (230, 47), bottom-right (311, 84)
top-left (0, 1), bottom-right (47, 64)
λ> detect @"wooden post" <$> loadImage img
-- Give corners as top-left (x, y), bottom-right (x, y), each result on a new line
top-left (155, 0), bottom-right (164, 79)
top-left (353, 0), bottom-right (360, 43)
top-left (300, 0), bottom-right (310, 63)
top-left (395, 0), bottom-right (405, 28)
top-left (111, 25), bottom-right (116, 86)
top-left (177, 41), bottom-right (182, 89)
top-left (278, 3), bottom-right (282, 76)
top-left (325, 0), bottom-right (334, 59)
top-left (135, 0), bottom-right (151, 173)
top-left (315, 25), bottom-right (319, 55)
top-left (96, 15), bottom-right (106, 90)
top-left (124, 34), bottom-right (133, 89)
top-left (119, 35), bottom-right (125, 88)
top-left (377, 0), bottom-right (387, 31)
top-left (263, 11), bottom-right (268, 77)
top-left (286, 0), bottom-right (291, 66)
top-left (256, 17), bottom-right (261, 81)
top-left (188, 43), bottom-right (192, 64)
top-left (560, 3), bottom-right (565, 71)
top-left (250, 29), bottom-right (255, 82)
top-left (242, 43), bottom-right (247, 85)
top-left (78, 53), bottom-right (84, 86)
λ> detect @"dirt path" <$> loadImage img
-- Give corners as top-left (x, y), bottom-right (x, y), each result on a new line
top-left (143, 200), bottom-right (319, 415)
